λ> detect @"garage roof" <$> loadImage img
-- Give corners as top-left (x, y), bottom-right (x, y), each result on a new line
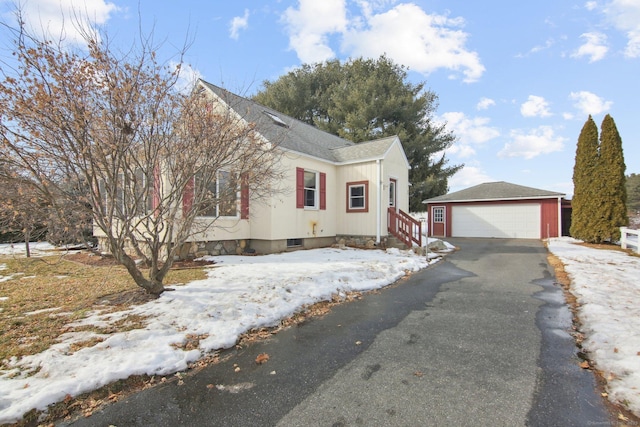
top-left (423, 181), bottom-right (565, 204)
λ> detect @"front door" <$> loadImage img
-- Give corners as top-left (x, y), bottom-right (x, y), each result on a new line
top-left (431, 206), bottom-right (446, 237)
top-left (389, 178), bottom-right (397, 210)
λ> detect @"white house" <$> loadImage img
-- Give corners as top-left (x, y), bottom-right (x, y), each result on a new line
top-left (96, 79), bottom-right (420, 257)
top-left (188, 80), bottom-right (420, 255)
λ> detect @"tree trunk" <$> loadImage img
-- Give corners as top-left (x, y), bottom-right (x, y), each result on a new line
top-left (116, 249), bottom-right (166, 296)
top-left (24, 229), bottom-right (31, 258)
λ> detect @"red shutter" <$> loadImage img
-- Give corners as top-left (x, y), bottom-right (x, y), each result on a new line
top-left (240, 173), bottom-right (249, 219)
top-left (296, 167), bottom-right (304, 209)
top-left (320, 172), bottom-right (326, 210)
top-left (182, 176), bottom-right (194, 216)
top-left (152, 165), bottom-right (160, 213)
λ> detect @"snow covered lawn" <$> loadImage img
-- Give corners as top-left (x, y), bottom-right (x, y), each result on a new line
top-left (0, 245), bottom-right (444, 424)
top-left (547, 237), bottom-right (640, 417)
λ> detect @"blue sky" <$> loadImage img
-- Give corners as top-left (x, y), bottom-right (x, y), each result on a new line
top-left (1, 0), bottom-right (638, 197)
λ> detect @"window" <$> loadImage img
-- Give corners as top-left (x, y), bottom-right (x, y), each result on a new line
top-left (389, 179), bottom-right (396, 208)
top-left (217, 171), bottom-right (238, 217)
top-left (304, 171), bottom-right (317, 208)
top-left (287, 238), bottom-right (302, 247)
top-left (183, 171), bottom-right (249, 218)
top-left (98, 169), bottom-right (155, 217)
top-left (296, 168), bottom-right (326, 210)
top-left (133, 168), bottom-right (155, 214)
top-left (263, 110), bottom-right (289, 128)
top-left (346, 181), bottom-right (369, 213)
top-left (196, 171), bottom-right (238, 218)
top-left (433, 207), bottom-right (444, 223)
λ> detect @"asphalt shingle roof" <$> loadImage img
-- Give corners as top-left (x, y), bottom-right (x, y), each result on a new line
top-left (423, 181), bottom-right (565, 203)
top-left (200, 80), bottom-right (397, 164)
top-left (331, 136), bottom-right (398, 163)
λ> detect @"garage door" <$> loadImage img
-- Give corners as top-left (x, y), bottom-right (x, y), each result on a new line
top-left (452, 204), bottom-right (540, 238)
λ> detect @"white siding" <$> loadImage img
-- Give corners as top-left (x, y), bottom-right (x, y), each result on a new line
top-left (252, 154), bottom-right (337, 240)
top-left (336, 161), bottom-right (379, 236)
top-left (335, 141), bottom-right (410, 238)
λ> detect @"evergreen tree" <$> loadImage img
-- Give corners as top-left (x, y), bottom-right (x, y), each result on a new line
top-left (597, 114), bottom-right (627, 241)
top-left (570, 116), bottom-right (600, 241)
top-left (626, 173), bottom-right (640, 213)
top-left (254, 56), bottom-right (462, 211)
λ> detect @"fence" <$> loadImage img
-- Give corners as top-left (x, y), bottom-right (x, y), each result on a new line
top-left (620, 227), bottom-right (639, 253)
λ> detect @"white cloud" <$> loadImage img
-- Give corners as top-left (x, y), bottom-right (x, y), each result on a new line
top-left (229, 9), bottom-right (250, 40)
top-left (571, 32), bottom-right (608, 62)
top-left (498, 126), bottom-right (565, 159)
top-left (282, 0), bottom-right (348, 63)
top-left (516, 38), bottom-right (555, 58)
top-left (282, 1), bottom-right (485, 82)
top-left (476, 97), bottom-right (496, 110)
top-left (520, 95), bottom-right (552, 118)
top-left (439, 111), bottom-right (500, 158)
top-left (14, 0), bottom-right (119, 46)
top-left (569, 90), bottom-right (613, 115)
top-left (602, 0), bottom-right (640, 58)
top-left (342, 4), bottom-right (485, 82)
top-left (171, 62), bottom-right (203, 94)
top-left (585, 1), bottom-right (598, 11)
top-left (448, 165), bottom-right (494, 192)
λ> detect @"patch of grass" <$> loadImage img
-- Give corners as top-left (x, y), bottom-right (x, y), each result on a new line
top-left (0, 253), bottom-right (207, 367)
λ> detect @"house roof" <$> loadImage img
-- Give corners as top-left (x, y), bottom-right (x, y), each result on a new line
top-left (423, 181), bottom-right (565, 204)
top-left (331, 135), bottom-right (409, 167)
top-left (199, 80), bottom-right (402, 165)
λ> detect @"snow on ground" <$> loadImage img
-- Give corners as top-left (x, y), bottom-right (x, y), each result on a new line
top-left (0, 242), bottom-right (56, 258)
top-left (0, 246), bottom-right (443, 424)
top-left (547, 237), bottom-right (640, 416)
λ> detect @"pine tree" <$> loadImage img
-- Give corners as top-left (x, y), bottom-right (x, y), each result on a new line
top-left (253, 56), bottom-right (462, 211)
top-left (571, 116), bottom-right (600, 241)
top-left (597, 114), bottom-right (627, 241)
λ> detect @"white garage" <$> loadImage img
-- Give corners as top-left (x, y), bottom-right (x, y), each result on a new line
top-left (452, 204), bottom-right (540, 238)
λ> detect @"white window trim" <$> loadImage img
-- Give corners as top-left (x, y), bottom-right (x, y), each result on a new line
top-left (433, 206), bottom-right (444, 223)
top-left (304, 170), bottom-right (319, 210)
top-left (349, 184), bottom-right (366, 210)
top-left (198, 171), bottom-right (240, 219)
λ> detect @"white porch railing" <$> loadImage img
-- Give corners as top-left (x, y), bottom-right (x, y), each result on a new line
top-left (620, 227), bottom-right (639, 253)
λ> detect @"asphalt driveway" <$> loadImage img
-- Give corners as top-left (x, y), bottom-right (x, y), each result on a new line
top-left (60, 238), bottom-right (614, 426)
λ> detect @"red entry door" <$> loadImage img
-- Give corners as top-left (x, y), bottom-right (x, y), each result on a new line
top-left (431, 206), bottom-right (445, 237)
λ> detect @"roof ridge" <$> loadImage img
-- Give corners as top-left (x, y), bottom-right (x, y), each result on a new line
top-left (198, 79), bottom-right (354, 148)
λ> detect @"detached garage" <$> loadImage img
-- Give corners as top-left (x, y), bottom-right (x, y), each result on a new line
top-left (423, 182), bottom-right (566, 239)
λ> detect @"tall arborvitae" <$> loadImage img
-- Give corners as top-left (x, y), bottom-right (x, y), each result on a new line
top-left (571, 116), bottom-right (600, 241)
top-left (596, 114), bottom-right (627, 241)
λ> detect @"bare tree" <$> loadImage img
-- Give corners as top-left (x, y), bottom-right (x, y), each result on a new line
top-left (0, 11), bottom-right (281, 294)
top-left (0, 168), bottom-right (49, 257)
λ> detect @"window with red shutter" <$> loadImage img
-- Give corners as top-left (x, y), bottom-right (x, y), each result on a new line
top-left (296, 167), bottom-right (325, 210)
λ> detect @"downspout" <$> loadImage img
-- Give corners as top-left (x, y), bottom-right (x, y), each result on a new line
top-left (376, 159), bottom-right (381, 244)
top-left (557, 196), bottom-right (562, 238)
